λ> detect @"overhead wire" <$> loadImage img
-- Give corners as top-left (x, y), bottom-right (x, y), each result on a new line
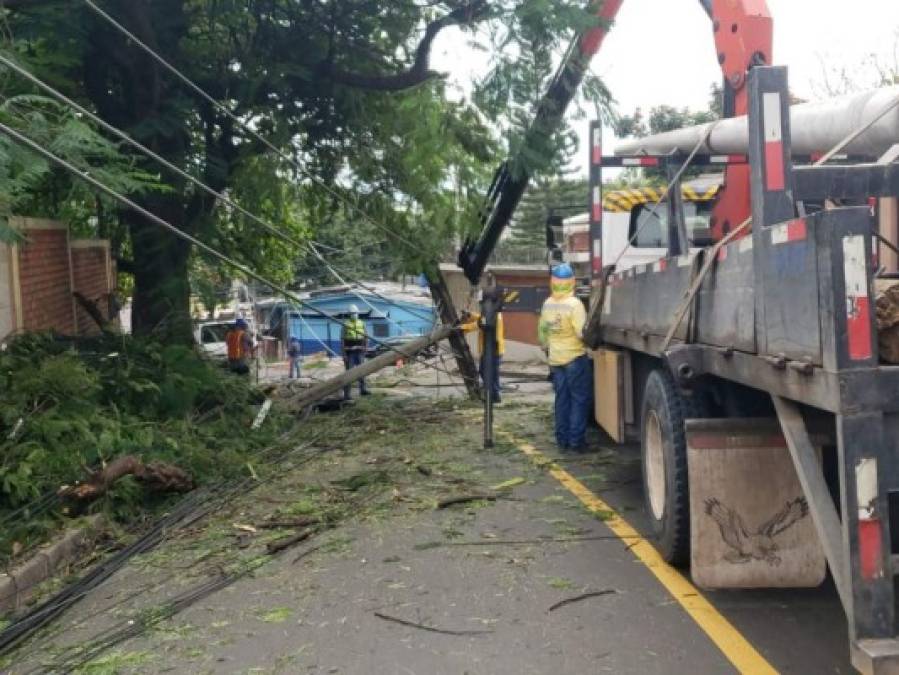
top-left (0, 53), bottom-right (413, 320)
top-left (0, 53), bottom-right (465, 381)
top-left (0, 118), bottom-right (477, 386)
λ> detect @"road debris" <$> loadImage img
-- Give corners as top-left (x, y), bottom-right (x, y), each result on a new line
top-left (266, 527), bottom-right (317, 555)
top-left (437, 494), bottom-right (498, 509)
top-left (373, 611), bottom-right (493, 637)
top-left (547, 589), bottom-right (617, 613)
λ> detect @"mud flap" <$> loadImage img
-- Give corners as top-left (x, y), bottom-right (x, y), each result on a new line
top-left (686, 418), bottom-right (827, 589)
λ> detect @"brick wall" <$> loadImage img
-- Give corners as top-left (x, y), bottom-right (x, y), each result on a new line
top-left (71, 242), bottom-right (112, 336)
top-left (15, 223), bottom-right (76, 334)
top-left (6, 219), bottom-right (114, 337)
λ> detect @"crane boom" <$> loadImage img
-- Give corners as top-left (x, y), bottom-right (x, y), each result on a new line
top-left (457, 0), bottom-right (624, 285)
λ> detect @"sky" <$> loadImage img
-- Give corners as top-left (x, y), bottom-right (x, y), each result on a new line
top-left (433, 0), bottom-right (899, 177)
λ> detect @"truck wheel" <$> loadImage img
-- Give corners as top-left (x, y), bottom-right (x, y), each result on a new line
top-left (640, 369), bottom-right (703, 566)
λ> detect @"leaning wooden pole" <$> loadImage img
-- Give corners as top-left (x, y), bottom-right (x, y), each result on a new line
top-left (425, 266), bottom-right (482, 400)
top-left (289, 326), bottom-right (455, 410)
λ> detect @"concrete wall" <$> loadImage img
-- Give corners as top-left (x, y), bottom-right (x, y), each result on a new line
top-left (439, 263), bottom-right (549, 352)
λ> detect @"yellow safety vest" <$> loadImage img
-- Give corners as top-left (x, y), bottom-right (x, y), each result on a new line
top-left (539, 295), bottom-right (586, 366)
top-left (461, 312), bottom-right (505, 356)
top-left (344, 318), bottom-right (366, 341)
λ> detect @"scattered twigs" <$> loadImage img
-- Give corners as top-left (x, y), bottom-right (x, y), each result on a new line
top-left (266, 527), bottom-right (316, 555)
top-left (548, 589), bottom-right (617, 613)
top-left (373, 611), bottom-right (493, 636)
top-left (437, 494), bottom-right (497, 509)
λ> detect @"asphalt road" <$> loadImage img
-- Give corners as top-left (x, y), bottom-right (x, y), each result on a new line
top-left (5, 391), bottom-right (854, 674)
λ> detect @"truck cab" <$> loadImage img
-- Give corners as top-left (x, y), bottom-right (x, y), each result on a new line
top-left (549, 176), bottom-right (720, 283)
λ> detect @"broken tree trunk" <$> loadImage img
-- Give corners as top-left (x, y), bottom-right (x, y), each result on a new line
top-left (425, 266), bottom-right (482, 400)
top-left (59, 455), bottom-right (195, 501)
top-left (288, 326), bottom-right (455, 410)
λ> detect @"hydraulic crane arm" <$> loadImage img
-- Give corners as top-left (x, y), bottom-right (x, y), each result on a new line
top-left (702, 0), bottom-right (773, 238)
top-left (458, 0), bottom-right (772, 285)
top-left (458, 0), bottom-right (624, 285)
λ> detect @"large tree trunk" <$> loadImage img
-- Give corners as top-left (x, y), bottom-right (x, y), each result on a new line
top-left (130, 214), bottom-right (194, 342)
top-left (83, 0), bottom-right (199, 344)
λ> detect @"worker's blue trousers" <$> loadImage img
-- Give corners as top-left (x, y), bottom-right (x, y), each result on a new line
top-left (343, 350), bottom-right (369, 399)
top-left (550, 354), bottom-right (591, 448)
top-left (479, 354), bottom-right (502, 401)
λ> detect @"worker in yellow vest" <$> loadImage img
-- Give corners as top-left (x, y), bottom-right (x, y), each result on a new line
top-left (539, 263), bottom-right (590, 452)
top-left (460, 305), bottom-right (505, 403)
top-left (342, 305), bottom-right (370, 400)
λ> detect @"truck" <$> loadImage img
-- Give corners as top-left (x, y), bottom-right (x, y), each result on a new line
top-left (457, 1), bottom-right (899, 671)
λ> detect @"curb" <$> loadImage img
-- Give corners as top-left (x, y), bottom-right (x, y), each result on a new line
top-left (0, 514), bottom-right (106, 615)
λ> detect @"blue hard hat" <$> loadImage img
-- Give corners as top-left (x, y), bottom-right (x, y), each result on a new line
top-left (551, 263), bottom-right (575, 279)
top-left (235, 318), bottom-right (248, 329)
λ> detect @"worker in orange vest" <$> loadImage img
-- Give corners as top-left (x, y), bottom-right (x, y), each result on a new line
top-left (225, 318), bottom-right (254, 375)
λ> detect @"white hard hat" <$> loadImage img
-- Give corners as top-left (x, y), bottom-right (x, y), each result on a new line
top-left (349, 304), bottom-right (360, 313)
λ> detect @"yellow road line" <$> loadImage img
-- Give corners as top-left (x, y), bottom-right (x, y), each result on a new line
top-left (500, 431), bottom-right (778, 675)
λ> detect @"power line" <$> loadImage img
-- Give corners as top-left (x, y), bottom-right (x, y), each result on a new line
top-left (79, 0), bottom-right (421, 254)
top-left (0, 118), bottom-right (473, 384)
top-left (0, 55), bottom-right (439, 349)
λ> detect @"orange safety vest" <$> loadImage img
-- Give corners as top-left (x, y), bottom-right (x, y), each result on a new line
top-left (226, 329), bottom-right (246, 360)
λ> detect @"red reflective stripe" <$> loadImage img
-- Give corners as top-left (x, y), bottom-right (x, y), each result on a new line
top-left (592, 256), bottom-right (602, 274)
top-left (765, 141), bottom-right (785, 191)
top-left (859, 518), bottom-right (883, 581)
top-left (787, 219), bottom-right (807, 242)
top-left (658, 259), bottom-right (668, 272)
top-left (847, 296), bottom-right (873, 360)
top-left (639, 157), bottom-right (659, 167)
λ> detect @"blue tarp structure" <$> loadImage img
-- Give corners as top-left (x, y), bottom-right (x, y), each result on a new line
top-left (271, 292), bottom-right (435, 357)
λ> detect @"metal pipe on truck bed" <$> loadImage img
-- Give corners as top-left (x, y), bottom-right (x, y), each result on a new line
top-left (615, 86), bottom-right (899, 158)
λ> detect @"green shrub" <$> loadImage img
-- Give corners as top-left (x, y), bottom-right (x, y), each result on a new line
top-left (0, 332), bottom-right (287, 562)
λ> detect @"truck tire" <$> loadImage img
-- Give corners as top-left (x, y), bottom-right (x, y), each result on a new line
top-left (640, 369), bottom-right (704, 566)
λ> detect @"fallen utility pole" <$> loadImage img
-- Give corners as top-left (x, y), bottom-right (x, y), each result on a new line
top-left (425, 267), bottom-right (482, 400)
top-left (288, 326), bottom-right (455, 410)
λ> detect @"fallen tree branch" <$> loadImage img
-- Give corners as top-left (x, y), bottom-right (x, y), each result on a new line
top-left (437, 494), bottom-right (497, 509)
top-left (286, 326), bottom-right (454, 410)
top-left (547, 590), bottom-right (617, 613)
top-left (59, 455), bottom-right (194, 501)
top-left (373, 611), bottom-right (493, 636)
top-left (72, 292), bottom-right (110, 331)
top-left (266, 527), bottom-right (316, 555)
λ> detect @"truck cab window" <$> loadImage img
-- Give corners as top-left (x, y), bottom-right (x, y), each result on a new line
top-left (629, 202), bottom-right (714, 248)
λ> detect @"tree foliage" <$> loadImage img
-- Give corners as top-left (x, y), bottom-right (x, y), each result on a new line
top-left (0, 0), bottom-right (614, 339)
